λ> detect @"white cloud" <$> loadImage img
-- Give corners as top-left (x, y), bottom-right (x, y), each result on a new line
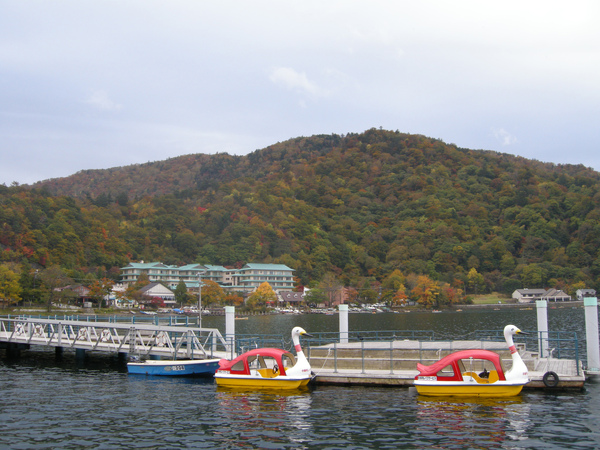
top-left (269, 67), bottom-right (328, 98)
top-left (1, 1), bottom-right (600, 184)
top-left (492, 128), bottom-right (518, 146)
top-left (86, 90), bottom-right (122, 112)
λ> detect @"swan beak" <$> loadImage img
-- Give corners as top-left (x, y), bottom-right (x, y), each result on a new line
top-left (301, 331), bottom-right (313, 338)
top-left (517, 329), bottom-right (528, 335)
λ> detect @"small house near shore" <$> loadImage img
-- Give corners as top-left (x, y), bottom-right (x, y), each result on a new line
top-left (138, 282), bottom-right (176, 307)
top-left (512, 288), bottom-right (572, 303)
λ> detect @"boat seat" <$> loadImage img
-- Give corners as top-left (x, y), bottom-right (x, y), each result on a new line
top-left (257, 368), bottom-right (278, 378)
top-left (463, 370), bottom-right (499, 384)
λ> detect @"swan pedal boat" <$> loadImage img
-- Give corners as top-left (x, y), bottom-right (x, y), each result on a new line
top-left (414, 325), bottom-right (530, 397)
top-left (215, 327), bottom-right (313, 389)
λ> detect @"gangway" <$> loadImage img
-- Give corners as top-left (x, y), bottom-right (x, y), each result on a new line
top-left (0, 317), bottom-right (233, 360)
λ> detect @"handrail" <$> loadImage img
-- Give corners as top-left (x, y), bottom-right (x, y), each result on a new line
top-left (0, 316), bottom-right (230, 360)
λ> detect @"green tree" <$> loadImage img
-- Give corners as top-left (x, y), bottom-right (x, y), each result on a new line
top-left (520, 264), bottom-right (545, 288)
top-left (319, 272), bottom-right (343, 307)
top-left (467, 268), bottom-right (485, 294)
top-left (304, 287), bottom-right (327, 307)
top-left (174, 280), bottom-right (189, 307)
top-left (39, 265), bottom-right (72, 312)
top-left (0, 265), bottom-right (22, 306)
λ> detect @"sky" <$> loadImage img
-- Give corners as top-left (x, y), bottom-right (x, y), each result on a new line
top-left (1, 1), bottom-right (599, 185)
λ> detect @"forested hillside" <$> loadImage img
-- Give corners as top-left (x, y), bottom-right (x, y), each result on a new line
top-left (3, 128), bottom-right (600, 305)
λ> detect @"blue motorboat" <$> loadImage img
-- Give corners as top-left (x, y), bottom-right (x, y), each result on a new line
top-left (127, 358), bottom-right (221, 376)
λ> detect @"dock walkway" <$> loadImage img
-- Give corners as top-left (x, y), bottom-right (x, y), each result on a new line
top-left (0, 316), bottom-right (232, 360)
top-left (308, 340), bottom-right (585, 389)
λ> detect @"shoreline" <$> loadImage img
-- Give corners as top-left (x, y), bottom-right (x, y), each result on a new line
top-left (3, 299), bottom-right (585, 317)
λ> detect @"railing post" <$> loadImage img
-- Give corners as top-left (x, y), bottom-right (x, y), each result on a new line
top-left (584, 297), bottom-right (599, 375)
top-left (536, 300), bottom-right (549, 357)
top-left (361, 340), bottom-right (365, 374)
top-left (225, 306), bottom-right (235, 354)
top-left (339, 304), bottom-right (348, 344)
top-left (334, 342), bottom-right (338, 373)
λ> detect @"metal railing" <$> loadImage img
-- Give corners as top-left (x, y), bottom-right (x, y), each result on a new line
top-left (0, 316), bottom-right (231, 360)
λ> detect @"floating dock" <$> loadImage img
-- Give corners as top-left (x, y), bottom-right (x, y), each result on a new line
top-left (0, 316), bottom-right (587, 390)
top-left (308, 340), bottom-right (585, 390)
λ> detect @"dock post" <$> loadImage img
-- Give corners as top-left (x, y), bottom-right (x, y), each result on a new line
top-left (584, 297), bottom-right (600, 375)
top-left (339, 304), bottom-right (349, 343)
top-left (536, 300), bottom-right (549, 357)
top-left (225, 306), bottom-right (235, 353)
top-left (75, 348), bottom-right (86, 361)
top-left (55, 347), bottom-right (64, 360)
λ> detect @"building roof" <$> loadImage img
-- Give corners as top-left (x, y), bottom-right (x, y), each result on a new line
top-left (243, 263), bottom-right (293, 271)
top-left (139, 282), bottom-right (174, 296)
top-left (121, 262), bottom-right (174, 270)
top-left (177, 264), bottom-right (206, 271)
top-left (514, 289), bottom-right (547, 295)
top-left (204, 264), bottom-right (230, 271)
top-left (279, 292), bottom-right (304, 303)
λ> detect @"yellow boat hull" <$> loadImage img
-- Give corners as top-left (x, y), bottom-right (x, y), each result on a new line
top-left (414, 382), bottom-right (525, 397)
top-left (215, 375), bottom-right (311, 390)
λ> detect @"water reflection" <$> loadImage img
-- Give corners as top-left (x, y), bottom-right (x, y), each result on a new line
top-left (215, 389), bottom-right (313, 448)
top-left (415, 395), bottom-right (532, 448)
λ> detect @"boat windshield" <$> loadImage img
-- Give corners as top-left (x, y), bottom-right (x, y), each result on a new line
top-left (436, 364), bottom-right (455, 377)
top-left (282, 353), bottom-right (296, 368)
top-left (458, 358), bottom-right (498, 379)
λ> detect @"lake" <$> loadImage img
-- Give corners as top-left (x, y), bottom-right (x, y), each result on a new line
top-left (2, 307), bottom-right (599, 449)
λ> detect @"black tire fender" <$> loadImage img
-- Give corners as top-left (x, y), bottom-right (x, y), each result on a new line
top-left (543, 371), bottom-right (560, 388)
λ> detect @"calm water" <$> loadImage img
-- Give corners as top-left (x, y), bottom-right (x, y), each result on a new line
top-left (2, 308), bottom-right (600, 449)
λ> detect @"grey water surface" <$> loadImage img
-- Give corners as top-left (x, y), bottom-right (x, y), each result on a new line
top-left (2, 308), bottom-right (599, 449)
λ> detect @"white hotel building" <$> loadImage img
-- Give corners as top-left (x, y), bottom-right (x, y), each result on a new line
top-left (120, 262), bottom-right (295, 293)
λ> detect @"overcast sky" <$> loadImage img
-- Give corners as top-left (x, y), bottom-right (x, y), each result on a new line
top-left (2, 1), bottom-right (599, 185)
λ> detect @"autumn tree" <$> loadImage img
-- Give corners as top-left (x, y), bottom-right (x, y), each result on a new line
top-left (200, 280), bottom-right (226, 307)
top-left (88, 278), bottom-right (115, 308)
top-left (246, 282), bottom-right (277, 310)
top-left (382, 269), bottom-right (406, 304)
top-left (411, 275), bottom-right (440, 309)
top-left (223, 292), bottom-right (245, 307)
top-left (391, 285), bottom-right (408, 306)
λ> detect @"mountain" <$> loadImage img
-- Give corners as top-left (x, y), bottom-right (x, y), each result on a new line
top-left (3, 128), bottom-right (600, 296)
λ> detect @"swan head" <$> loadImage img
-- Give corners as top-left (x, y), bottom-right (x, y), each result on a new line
top-left (292, 327), bottom-right (312, 338)
top-left (504, 325), bottom-right (523, 337)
